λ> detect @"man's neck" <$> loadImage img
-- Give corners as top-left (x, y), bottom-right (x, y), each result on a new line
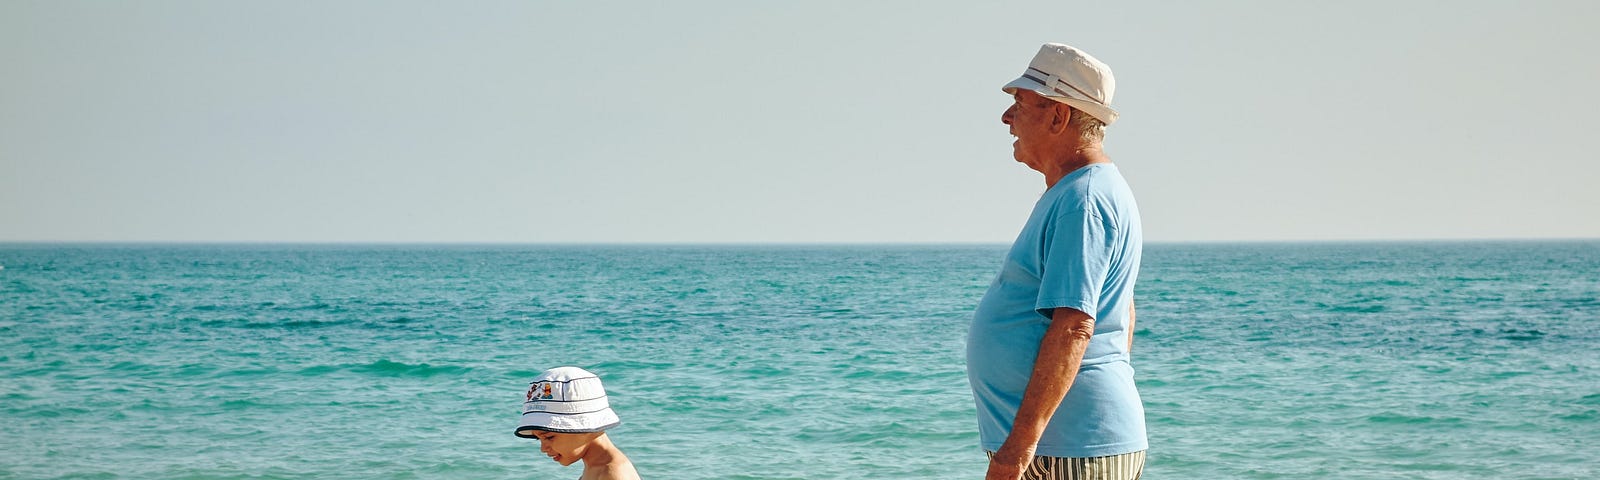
top-left (1042, 144), bottom-right (1110, 188)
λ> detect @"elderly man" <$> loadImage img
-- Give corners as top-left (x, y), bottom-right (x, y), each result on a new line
top-left (967, 43), bottom-right (1147, 480)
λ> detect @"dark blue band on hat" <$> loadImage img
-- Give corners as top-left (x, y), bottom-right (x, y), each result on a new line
top-left (1026, 67), bottom-right (1100, 102)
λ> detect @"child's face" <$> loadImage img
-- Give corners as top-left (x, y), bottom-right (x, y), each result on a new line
top-left (527, 431), bottom-right (596, 466)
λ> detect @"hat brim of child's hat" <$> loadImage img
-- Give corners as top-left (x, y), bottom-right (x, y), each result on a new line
top-left (514, 408), bottom-right (621, 437)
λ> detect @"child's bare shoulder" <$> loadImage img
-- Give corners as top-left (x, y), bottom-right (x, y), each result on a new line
top-left (581, 461), bottom-right (640, 480)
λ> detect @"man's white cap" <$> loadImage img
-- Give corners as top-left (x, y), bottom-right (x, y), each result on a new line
top-left (515, 367), bottom-right (621, 436)
top-left (1002, 43), bottom-right (1119, 125)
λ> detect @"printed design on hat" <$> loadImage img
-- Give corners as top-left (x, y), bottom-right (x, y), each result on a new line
top-left (526, 382), bottom-right (555, 401)
top-left (521, 376), bottom-right (610, 414)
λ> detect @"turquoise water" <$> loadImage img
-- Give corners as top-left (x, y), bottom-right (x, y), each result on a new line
top-left (1, 242), bottom-right (1597, 479)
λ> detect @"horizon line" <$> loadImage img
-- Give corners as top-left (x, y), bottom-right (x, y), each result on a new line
top-left (1, 237), bottom-right (1596, 247)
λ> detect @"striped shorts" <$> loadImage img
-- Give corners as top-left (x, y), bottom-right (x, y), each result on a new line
top-left (985, 450), bottom-right (1146, 480)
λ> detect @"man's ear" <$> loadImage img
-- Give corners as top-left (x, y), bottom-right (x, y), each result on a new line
top-left (1049, 103), bottom-right (1073, 135)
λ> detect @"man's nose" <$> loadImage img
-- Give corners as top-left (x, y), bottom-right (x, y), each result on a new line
top-left (1001, 106), bottom-right (1014, 125)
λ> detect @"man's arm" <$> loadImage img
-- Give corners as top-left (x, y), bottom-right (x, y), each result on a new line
top-left (985, 307), bottom-right (1096, 480)
top-left (1127, 298), bottom-right (1136, 353)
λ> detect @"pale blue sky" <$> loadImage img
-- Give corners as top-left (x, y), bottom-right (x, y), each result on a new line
top-left (3, 1), bottom-right (1596, 243)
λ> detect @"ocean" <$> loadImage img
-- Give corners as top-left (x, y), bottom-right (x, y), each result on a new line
top-left (1, 242), bottom-right (1596, 479)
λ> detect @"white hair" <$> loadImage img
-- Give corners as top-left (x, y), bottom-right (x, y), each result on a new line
top-left (1068, 108), bottom-right (1106, 144)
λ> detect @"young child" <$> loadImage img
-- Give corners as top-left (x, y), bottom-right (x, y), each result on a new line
top-left (515, 366), bottom-right (641, 480)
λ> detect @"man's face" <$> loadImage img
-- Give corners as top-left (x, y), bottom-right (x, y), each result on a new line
top-left (1001, 89), bottom-right (1062, 171)
top-left (527, 430), bottom-right (598, 466)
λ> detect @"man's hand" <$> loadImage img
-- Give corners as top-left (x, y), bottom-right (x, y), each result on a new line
top-left (985, 441), bottom-right (1036, 480)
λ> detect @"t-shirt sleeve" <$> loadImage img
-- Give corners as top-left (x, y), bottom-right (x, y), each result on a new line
top-left (1035, 204), bottom-right (1110, 321)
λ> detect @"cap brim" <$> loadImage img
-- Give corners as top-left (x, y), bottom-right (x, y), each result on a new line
top-left (1002, 76), bottom-right (1119, 126)
top-left (515, 408), bottom-right (621, 437)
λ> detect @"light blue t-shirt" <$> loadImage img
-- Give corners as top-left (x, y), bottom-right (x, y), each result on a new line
top-left (966, 163), bottom-right (1146, 458)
